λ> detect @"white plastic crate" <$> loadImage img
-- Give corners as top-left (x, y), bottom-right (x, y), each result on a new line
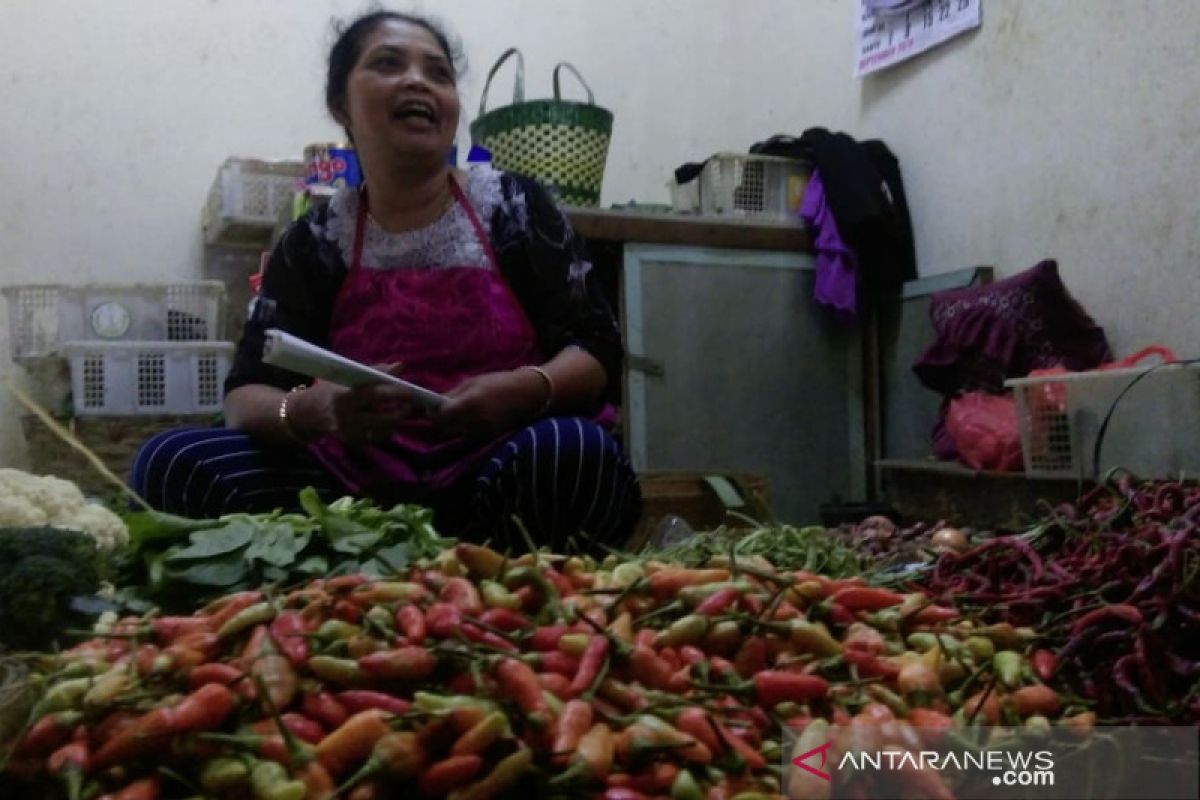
top-left (3, 282), bottom-right (226, 361)
top-left (1007, 363), bottom-right (1200, 478)
top-left (62, 341), bottom-right (235, 416)
top-left (203, 158), bottom-right (304, 248)
top-left (699, 153), bottom-right (811, 221)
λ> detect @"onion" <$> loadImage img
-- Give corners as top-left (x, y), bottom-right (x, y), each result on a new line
top-left (930, 527), bottom-right (969, 553)
top-left (857, 515), bottom-right (897, 540)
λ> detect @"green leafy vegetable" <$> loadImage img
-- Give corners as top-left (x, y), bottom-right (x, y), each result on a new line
top-left (117, 488), bottom-right (453, 611)
top-left (167, 549), bottom-right (249, 587)
top-left (641, 523), bottom-right (865, 578)
top-left (163, 520), bottom-right (257, 561)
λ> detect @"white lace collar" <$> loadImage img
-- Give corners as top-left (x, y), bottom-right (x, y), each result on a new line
top-left (323, 165), bottom-right (505, 270)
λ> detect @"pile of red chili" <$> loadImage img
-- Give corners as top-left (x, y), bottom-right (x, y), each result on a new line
top-left (916, 476), bottom-right (1200, 724)
top-left (1, 538), bottom-right (1096, 800)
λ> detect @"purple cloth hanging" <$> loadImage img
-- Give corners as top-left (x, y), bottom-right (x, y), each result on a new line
top-left (799, 169), bottom-right (858, 317)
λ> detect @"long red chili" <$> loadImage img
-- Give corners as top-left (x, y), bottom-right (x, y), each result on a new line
top-left (1070, 604), bottom-right (1143, 635)
top-left (628, 645), bottom-right (674, 690)
top-left (478, 607), bottom-right (530, 632)
top-left (424, 603), bottom-right (464, 639)
top-left (1030, 649), bottom-right (1058, 682)
top-left (672, 707), bottom-right (723, 755)
top-left (205, 591), bottom-right (264, 631)
top-left (149, 615), bottom-right (213, 644)
top-left (843, 645), bottom-right (900, 679)
top-left (357, 647), bottom-right (437, 681)
top-left (607, 762), bottom-right (680, 793)
top-left (337, 690), bottom-right (413, 716)
top-left (47, 730), bottom-right (89, 799)
top-left (303, 692), bottom-right (350, 730)
top-left (495, 658), bottom-right (549, 717)
top-left (826, 602), bottom-right (857, 626)
top-left (712, 718), bottom-right (767, 771)
top-left (529, 625), bottom-right (574, 651)
top-left (525, 651), bottom-right (581, 677)
top-left (418, 754), bottom-right (485, 796)
top-left (540, 672), bottom-right (575, 700)
top-left (733, 636), bottom-right (768, 678)
top-left (753, 671), bottom-right (829, 706)
top-left (15, 711), bottom-right (81, 756)
top-left (544, 568), bottom-right (575, 597)
top-left (551, 699), bottom-right (594, 762)
top-left (187, 662), bottom-right (255, 700)
top-left (830, 586), bottom-right (906, 611)
top-left (394, 604), bottom-right (427, 645)
top-left (251, 713), bottom-right (325, 745)
top-left (269, 610), bottom-right (311, 667)
top-left (98, 776), bottom-right (161, 800)
top-left (461, 623), bottom-right (518, 652)
top-left (568, 636), bottom-right (610, 696)
top-left (696, 587), bottom-right (742, 616)
top-left (440, 577), bottom-right (484, 615)
top-left (91, 683), bottom-right (237, 771)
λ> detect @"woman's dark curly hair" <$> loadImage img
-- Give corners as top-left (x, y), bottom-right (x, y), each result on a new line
top-left (325, 9), bottom-right (466, 120)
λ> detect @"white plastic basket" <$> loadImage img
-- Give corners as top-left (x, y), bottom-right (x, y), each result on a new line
top-left (3, 282), bottom-right (226, 362)
top-left (699, 153), bottom-right (811, 221)
top-left (62, 341), bottom-right (235, 416)
top-left (203, 158), bottom-right (304, 248)
top-left (1007, 363), bottom-right (1200, 478)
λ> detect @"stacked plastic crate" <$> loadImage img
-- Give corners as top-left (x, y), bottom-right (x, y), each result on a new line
top-left (4, 282), bottom-right (231, 417)
top-left (201, 157), bottom-right (306, 337)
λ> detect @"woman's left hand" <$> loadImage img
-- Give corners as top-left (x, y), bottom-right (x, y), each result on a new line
top-left (434, 369), bottom-right (548, 439)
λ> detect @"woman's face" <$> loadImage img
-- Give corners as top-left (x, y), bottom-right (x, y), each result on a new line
top-left (339, 19), bottom-right (460, 166)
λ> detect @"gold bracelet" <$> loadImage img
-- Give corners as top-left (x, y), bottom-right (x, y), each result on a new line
top-left (278, 385), bottom-right (308, 442)
top-left (519, 365), bottom-right (555, 416)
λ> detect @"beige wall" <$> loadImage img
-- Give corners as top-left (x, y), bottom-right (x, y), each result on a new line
top-left (1, 0), bottom-right (1198, 469)
top-left (854, 0), bottom-right (1200, 362)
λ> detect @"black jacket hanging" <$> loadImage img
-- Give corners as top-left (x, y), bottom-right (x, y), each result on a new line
top-left (751, 129), bottom-right (917, 296)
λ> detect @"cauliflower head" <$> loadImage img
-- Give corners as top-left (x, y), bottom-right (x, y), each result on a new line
top-left (0, 467), bottom-right (129, 550)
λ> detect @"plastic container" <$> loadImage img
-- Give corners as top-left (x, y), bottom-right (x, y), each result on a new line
top-left (699, 153), bottom-right (811, 221)
top-left (667, 178), bottom-right (701, 214)
top-left (1007, 363), bottom-right (1200, 478)
top-left (4, 282), bottom-right (226, 361)
top-left (203, 158), bottom-right (304, 248)
top-left (62, 341), bottom-right (235, 416)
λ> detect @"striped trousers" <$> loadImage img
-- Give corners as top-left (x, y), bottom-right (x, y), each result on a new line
top-left (130, 417), bottom-right (642, 553)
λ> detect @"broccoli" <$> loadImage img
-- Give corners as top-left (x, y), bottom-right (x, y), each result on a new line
top-left (0, 527), bottom-right (106, 652)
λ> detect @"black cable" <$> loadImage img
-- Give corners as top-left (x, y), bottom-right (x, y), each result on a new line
top-left (1090, 357), bottom-right (1200, 478)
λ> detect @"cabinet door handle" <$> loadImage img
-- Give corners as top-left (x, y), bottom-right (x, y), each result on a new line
top-left (627, 354), bottom-right (665, 377)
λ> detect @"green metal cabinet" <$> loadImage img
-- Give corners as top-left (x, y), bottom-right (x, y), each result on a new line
top-left (620, 243), bottom-right (865, 526)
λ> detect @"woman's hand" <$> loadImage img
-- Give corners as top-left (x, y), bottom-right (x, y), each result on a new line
top-left (434, 369), bottom-right (548, 439)
top-left (287, 364), bottom-right (418, 446)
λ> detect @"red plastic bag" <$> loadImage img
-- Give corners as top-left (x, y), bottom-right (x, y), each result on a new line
top-left (946, 392), bottom-right (1023, 472)
top-left (1027, 345), bottom-right (1177, 413)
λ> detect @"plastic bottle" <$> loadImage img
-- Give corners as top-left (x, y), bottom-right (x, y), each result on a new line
top-left (651, 515), bottom-right (694, 549)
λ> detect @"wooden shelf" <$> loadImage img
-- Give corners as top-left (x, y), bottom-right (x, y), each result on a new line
top-left (877, 458), bottom-right (1090, 530)
top-left (566, 207), bottom-right (811, 252)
